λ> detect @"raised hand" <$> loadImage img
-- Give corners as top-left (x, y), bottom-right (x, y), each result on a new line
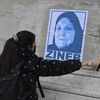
top-left (82, 58), bottom-right (100, 70)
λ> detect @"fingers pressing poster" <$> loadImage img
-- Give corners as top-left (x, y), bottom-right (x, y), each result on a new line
top-left (44, 9), bottom-right (88, 61)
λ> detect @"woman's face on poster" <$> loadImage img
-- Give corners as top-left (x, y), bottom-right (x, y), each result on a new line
top-left (55, 17), bottom-right (75, 49)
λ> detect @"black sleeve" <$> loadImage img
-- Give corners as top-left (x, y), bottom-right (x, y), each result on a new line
top-left (36, 57), bottom-right (81, 76)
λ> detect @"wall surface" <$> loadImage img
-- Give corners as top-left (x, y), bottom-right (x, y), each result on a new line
top-left (0, 0), bottom-right (100, 100)
top-left (38, 69), bottom-right (100, 100)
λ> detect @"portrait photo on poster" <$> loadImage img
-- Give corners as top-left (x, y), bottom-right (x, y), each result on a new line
top-left (44, 9), bottom-right (88, 61)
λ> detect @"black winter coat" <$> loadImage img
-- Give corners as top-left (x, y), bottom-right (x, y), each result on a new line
top-left (16, 47), bottom-right (81, 100)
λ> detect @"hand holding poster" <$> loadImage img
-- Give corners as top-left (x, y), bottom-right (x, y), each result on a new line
top-left (44, 9), bottom-right (88, 61)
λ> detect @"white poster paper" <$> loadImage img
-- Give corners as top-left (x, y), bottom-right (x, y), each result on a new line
top-left (44, 9), bottom-right (88, 61)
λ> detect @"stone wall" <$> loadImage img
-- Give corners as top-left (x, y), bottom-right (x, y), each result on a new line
top-left (0, 0), bottom-right (100, 100)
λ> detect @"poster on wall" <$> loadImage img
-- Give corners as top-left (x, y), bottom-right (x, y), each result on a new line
top-left (44, 9), bottom-right (88, 61)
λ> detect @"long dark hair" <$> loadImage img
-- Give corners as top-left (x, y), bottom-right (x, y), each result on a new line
top-left (0, 30), bottom-right (35, 74)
